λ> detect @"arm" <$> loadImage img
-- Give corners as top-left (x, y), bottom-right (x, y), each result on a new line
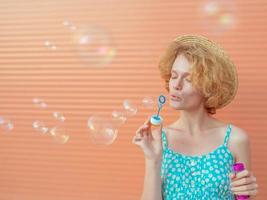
top-left (228, 125), bottom-right (258, 198)
top-left (141, 159), bottom-right (163, 200)
top-left (132, 119), bottom-right (164, 200)
top-left (229, 126), bottom-right (251, 169)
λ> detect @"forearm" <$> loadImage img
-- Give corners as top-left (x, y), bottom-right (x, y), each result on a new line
top-left (141, 159), bottom-right (163, 200)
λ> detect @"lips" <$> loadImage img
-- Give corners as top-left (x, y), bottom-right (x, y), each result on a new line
top-left (170, 94), bottom-right (182, 101)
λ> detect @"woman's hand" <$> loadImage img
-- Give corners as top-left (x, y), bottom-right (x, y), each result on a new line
top-left (132, 117), bottom-right (163, 162)
top-left (230, 170), bottom-right (258, 198)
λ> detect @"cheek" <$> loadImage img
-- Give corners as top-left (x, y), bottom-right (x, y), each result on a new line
top-left (168, 79), bottom-right (174, 88)
top-left (182, 84), bottom-right (198, 97)
top-left (168, 80), bottom-right (203, 102)
top-left (182, 86), bottom-right (204, 103)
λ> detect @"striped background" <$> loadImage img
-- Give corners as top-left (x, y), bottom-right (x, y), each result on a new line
top-left (0, 0), bottom-right (266, 199)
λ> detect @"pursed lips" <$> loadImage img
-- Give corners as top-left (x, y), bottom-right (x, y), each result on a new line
top-left (170, 94), bottom-right (182, 100)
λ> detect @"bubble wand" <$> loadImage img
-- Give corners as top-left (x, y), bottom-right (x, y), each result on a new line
top-left (150, 95), bottom-right (166, 126)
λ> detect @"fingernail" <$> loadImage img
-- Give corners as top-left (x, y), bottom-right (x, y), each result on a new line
top-left (230, 173), bottom-right (236, 179)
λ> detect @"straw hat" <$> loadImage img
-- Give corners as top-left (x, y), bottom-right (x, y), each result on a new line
top-left (173, 35), bottom-right (238, 110)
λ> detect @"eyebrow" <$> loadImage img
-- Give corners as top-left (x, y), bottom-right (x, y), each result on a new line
top-left (171, 70), bottom-right (190, 76)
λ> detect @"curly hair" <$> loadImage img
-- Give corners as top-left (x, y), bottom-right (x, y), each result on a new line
top-left (158, 35), bottom-right (238, 115)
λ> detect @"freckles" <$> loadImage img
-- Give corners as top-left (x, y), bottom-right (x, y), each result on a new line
top-left (182, 87), bottom-right (198, 98)
top-left (183, 84), bottom-right (203, 99)
top-left (182, 90), bottom-right (204, 106)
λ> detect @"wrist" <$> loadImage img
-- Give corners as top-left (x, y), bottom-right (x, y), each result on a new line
top-left (145, 158), bottom-right (162, 168)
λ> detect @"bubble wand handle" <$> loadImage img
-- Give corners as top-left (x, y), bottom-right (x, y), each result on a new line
top-left (156, 104), bottom-right (162, 117)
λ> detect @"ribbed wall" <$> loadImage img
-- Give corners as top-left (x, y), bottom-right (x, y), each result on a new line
top-left (0, 0), bottom-right (266, 199)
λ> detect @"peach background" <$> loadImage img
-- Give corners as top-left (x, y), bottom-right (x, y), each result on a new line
top-left (0, 0), bottom-right (266, 199)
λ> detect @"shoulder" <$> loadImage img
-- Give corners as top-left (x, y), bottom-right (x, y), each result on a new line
top-left (162, 125), bottom-right (181, 138)
top-left (228, 124), bottom-right (251, 169)
top-left (229, 124), bottom-right (250, 145)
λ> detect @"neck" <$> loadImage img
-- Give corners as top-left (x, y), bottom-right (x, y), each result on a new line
top-left (174, 105), bottom-right (217, 137)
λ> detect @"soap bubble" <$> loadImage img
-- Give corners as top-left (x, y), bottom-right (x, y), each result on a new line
top-left (32, 120), bottom-right (49, 134)
top-left (44, 40), bottom-right (57, 50)
top-left (111, 110), bottom-right (127, 126)
top-left (0, 117), bottom-right (4, 124)
top-left (50, 126), bottom-right (70, 144)
top-left (73, 26), bottom-right (116, 67)
top-left (142, 96), bottom-right (155, 109)
top-left (0, 117), bottom-right (14, 133)
top-left (201, 0), bottom-right (236, 35)
top-left (62, 20), bottom-right (77, 32)
top-left (31, 98), bottom-right (69, 144)
top-left (32, 98), bottom-right (48, 109)
top-left (52, 111), bottom-right (66, 122)
top-left (87, 116), bottom-right (118, 145)
top-left (123, 100), bottom-right (138, 117)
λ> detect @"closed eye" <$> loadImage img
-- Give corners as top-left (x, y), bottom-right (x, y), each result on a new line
top-left (185, 77), bottom-right (192, 82)
top-left (171, 70), bottom-right (190, 77)
top-left (171, 74), bottom-right (177, 79)
top-left (171, 73), bottom-right (191, 82)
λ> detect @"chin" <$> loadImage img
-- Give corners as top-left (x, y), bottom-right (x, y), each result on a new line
top-left (169, 102), bottom-right (183, 110)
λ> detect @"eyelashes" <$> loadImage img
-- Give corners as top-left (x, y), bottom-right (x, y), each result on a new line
top-left (185, 77), bottom-right (192, 82)
top-left (170, 76), bottom-right (191, 82)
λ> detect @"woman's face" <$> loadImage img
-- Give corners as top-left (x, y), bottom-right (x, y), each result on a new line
top-left (169, 54), bottom-right (205, 111)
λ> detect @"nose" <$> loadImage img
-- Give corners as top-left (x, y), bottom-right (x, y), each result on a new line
top-left (173, 77), bottom-right (183, 90)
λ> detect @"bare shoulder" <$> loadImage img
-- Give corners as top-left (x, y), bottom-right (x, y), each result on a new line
top-left (162, 125), bottom-right (181, 138)
top-left (229, 124), bottom-right (250, 145)
top-left (228, 124), bottom-right (251, 168)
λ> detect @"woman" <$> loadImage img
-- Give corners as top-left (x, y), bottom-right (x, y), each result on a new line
top-left (132, 35), bottom-right (258, 200)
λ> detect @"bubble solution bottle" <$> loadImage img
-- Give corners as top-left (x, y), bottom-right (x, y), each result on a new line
top-left (232, 163), bottom-right (250, 200)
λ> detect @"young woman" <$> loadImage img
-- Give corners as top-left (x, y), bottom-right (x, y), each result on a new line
top-left (132, 35), bottom-right (258, 200)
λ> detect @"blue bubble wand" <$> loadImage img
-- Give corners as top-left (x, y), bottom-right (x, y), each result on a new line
top-left (150, 94), bottom-right (166, 126)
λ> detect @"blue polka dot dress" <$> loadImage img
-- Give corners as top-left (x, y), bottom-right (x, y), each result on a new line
top-left (161, 124), bottom-right (235, 200)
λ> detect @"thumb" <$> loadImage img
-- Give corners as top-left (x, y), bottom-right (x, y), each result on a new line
top-left (159, 121), bottom-right (163, 133)
top-left (153, 121), bottom-right (163, 142)
top-left (159, 122), bottom-right (163, 144)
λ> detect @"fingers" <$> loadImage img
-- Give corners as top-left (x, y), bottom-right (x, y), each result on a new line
top-left (231, 183), bottom-right (258, 192)
top-left (159, 121), bottom-right (163, 132)
top-left (232, 170), bottom-right (251, 180)
top-left (133, 116), bottom-right (164, 146)
top-left (144, 117), bottom-right (152, 129)
top-left (231, 176), bottom-right (257, 187)
top-left (152, 119), bottom-right (163, 141)
top-left (135, 126), bottom-right (144, 137)
top-left (132, 121), bottom-right (151, 145)
top-left (232, 189), bottom-right (258, 196)
top-left (140, 118), bottom-right (153, 137)
top-left (229, 171), bottom-right (259, 197)
top-left (229, 173), bottom-right (236, 179)
top-left (132, 135), bottom-right (142, 145)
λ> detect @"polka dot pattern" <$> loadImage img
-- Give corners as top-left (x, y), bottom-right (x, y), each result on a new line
top-left (161, 124), bottom-right (235, 200)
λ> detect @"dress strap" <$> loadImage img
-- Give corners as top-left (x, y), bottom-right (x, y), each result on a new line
top-left (223, 124), bottom-right (232, 146)
top-left (161, 129), bottom-right (168, 150)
